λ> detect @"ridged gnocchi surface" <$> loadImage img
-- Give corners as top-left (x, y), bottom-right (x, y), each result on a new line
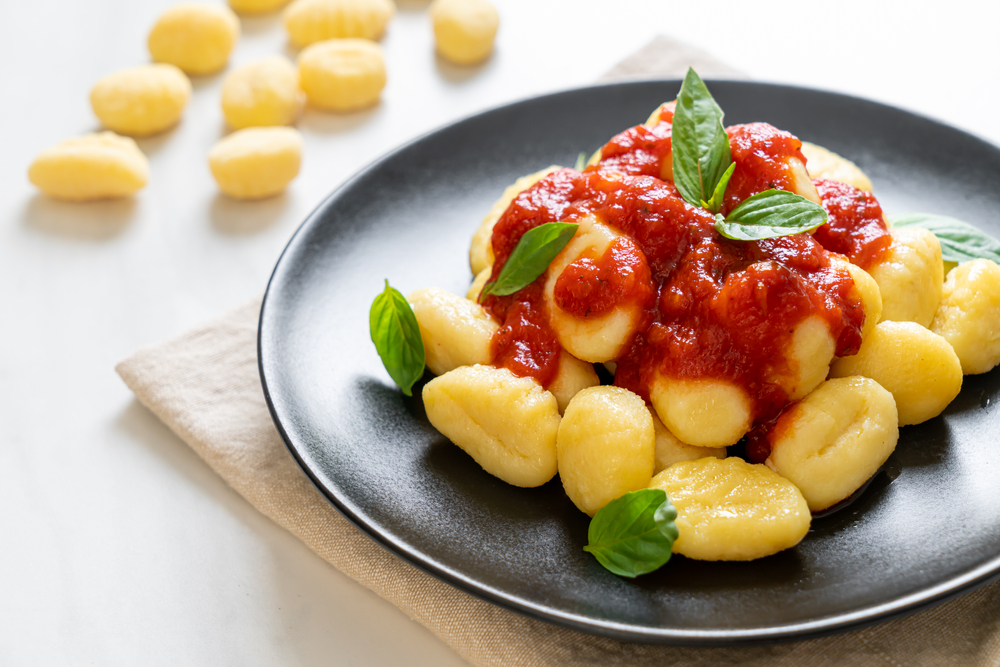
top-left (90, 64), bottom-right (191, 136)
top-left (283, 0), bottom-right (394, 48)
top-left (930, 259), bottom-right (1000, 375)
top-left (649, 374), bottom-right (753, 449)
top-left (430, 0), bottom-right (499, 66)
top-left (208, 127), bottom-right (302, 199)
top-left (407, 287), bottom-right (498, 376)
top-left (649, 457), bottom-right (811, 561)
top-left (469, 166), bottom-right (558, 276)
top-left (868, 227), bottom-right (944, 327)
top-left (148, 3), bottom-right (240, 75)
top-left (28, 132), bottom-right (148, 201)
top-left (422, 365), bottom-right (559, 487)
top-left (767, 377), bottom-right (898, 511)
top-left (298, 39), bottom-right (386, 111)
top-left (221, 56), bottom-right (304, 129)
top-left (651, 413), bottom-right (725, 475)
top-left (557, 387), bottom-right (654, 516)
top-left (800, 142), bottom-right (873, 192)
top-left (830, 320), bottom-right (962, 426)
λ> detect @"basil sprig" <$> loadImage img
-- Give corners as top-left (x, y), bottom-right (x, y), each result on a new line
top-left (369, 280), bottom-right (425, 396)
top-left (584, 489), bottom-right (678, 578)
top-left (672, 67), bottom-right (828, 240)
top-left (479, 222), bottom-right (578, 300)
top-left (672, 68), bottom-right (733, 214)
top-left (890, 213), bottom-right (1000, 264)
top-left (715, 189), bottom-right (828, 240)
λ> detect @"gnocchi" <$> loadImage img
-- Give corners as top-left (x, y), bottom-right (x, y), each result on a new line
top-left (557, 387), bottom-right (654, 516)
top-left (650, 413), bottom-right (725, 475)
top-left (28, 132), bottom-right (148, 201)
top-left (408, 287), bottom-right (498, 376)
top-left (90, 64), bottom-right (191, 136)
top-left (297, 39), bottom-right (386, 111)
top-left (221, 56), bottom-right (304, 129)
top-left (430, 0), bottom-right (500, 66)
top-left (649, 457), bottom-right (811, 561)
top-left (283, 0), bottom-right (394, 48)
top-left (208, 127), bottom-right (302, 199)
top-left (422, 365), bottom-right (559, 487)
top-left (147, 3), bottom-right (240, 76)
top-left (930, 259), bottom-right (1000, 374)
top-left (800, 141), bottom-right (873, 192)
top-left (229, 0), bottom-right (290, 14)
top-left (649, 375), bottom-right (753, 449)
top-left (868, 227), bottom-right (944, 327)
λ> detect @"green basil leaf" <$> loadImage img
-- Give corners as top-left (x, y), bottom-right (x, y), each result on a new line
top-left (890, 212), bottom-right (1000, 264)
top-left (700, 161), bottom-right (736, 214)
top-left (715, 189), bottom-right (827, 241)
top-left (480, 222), bottom-right (578, 299)
top-left (574, 151), bottom-right (588, 171)
top-left (583, 489), bottom-right (678, 578)
top-left (369, 280), bottom-right (425, 396)
top-left (671, 67), bottom-right (732, 210)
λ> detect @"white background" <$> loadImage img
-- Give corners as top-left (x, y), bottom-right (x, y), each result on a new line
top-left (1, 0), bottom-right (998, 664)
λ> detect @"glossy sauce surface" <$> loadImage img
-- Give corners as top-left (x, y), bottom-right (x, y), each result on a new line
top-left (483, 114), bottom-right (879, 446)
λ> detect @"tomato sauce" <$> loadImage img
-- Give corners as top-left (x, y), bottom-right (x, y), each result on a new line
top-left (483, 113), bottom-right (875, 460)
top-left (812, 179), bottom-right (892, 270)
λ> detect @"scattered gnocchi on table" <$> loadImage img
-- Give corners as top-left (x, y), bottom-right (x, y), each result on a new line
top-left (430, 0), bottom-right (499, 65)
top-left (90, 64), bottom-right (192, 137)
top-left (148, 3), bottom-right (241, 75)
top-left (28, 132), bottom-right (149, 201)
top-left (298, 38), bottom-right (387, 111)
top-left (221, 55), bottom-right (305, 129)
top-left (283, 0), bottom-right (395, 48)
top-left (208, 126), bottom-right (302, 199)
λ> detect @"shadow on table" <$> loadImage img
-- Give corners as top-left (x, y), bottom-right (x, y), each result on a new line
top-left (434, 52), bottom-right (494, 85)
top-left (209, 191), bottom-right (291, 235)
top-left (21, 194), bottom-right (135, 239)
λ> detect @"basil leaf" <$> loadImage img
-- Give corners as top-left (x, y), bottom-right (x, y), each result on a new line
top-left (672, 67), bottom-right (732, 211)
top-left (890, 213), bottom-right (1000, 264)
top-left (715, 189), bottom-right (827, 241)
top-left (480, 222), bottom-right (578, 299)
top-left (700, 161), bottom-right (735, 213)
top-left (369, 280), bottom-right (425, 396)
top-left (574, 151), bottom-right (588, 171)
top-left (583, 489), bottom-right (678, 578)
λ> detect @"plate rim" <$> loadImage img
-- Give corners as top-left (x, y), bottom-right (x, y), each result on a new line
top-left (258, 77), bottom-right (1000, 645)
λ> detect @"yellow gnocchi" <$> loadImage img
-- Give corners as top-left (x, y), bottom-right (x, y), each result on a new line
top-left (800, 141), bottom-right (873, 192)
top-left (28, 132), bottom-right (148, 201)
top-left (868, 227), bottom-right (944, 327)
top-left (832, 256), bottom-right (883, 345)
top-left (221, 56), bottom-right (304, 129)
top-left (649, 374), bottom-right (753, 449)
top-left (829, 320), bottom-right (962, 426)
top-left (407, 287), bottom-right (498, 376)
top-left (208, 127), bottom-right (302, 199)
top-left (649, 457), bottom-right (811, 561)
top-left (283, 0), bottom-right (394, 48)
top-left (423, 365), bottom-right (559, 487)
top-left (557, 387), bottom-right (654, 516)
top-left (430, 0), bottom-right (500, 66)
top-left (298, 39), bottom-right (386, 112)
top-left (90, 64), bottom-right (191, 136)
top-left (229, 0), bottom-right (290, 14)
top-left (650, 413), bottom-right (725, 475)
top-left (930, 259), bottom-right (1000, 374)
top-left (766, 377), bottom-right (898, 512)
top-left (148, 3), bottom-right (240, 76)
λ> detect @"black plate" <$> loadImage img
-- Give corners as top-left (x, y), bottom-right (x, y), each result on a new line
top-left (258, 80), bottom-right (1000, 645)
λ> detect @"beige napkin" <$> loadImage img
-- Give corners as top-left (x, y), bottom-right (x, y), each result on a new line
top-left (117, 37), bottom-right (1000, 667)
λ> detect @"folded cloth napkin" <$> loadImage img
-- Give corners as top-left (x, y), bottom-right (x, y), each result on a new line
top-left (117, 36), bottom-right (1000, 667)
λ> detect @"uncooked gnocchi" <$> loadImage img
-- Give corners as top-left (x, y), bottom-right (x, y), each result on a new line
top-left (208, 127), bottom-right (302, 199)
top-left (221, 56), bottom-right (304, 129)
top-left (767, 377), bottom-right (898, 511)
top-left (298, 39), bottom-right (386, 111)
top-left (28, 132), bottom-right (148, 201)
top-left (930, 259), bottom-right (1000, 374)
top-left (283, 0), bottom-right (394, 48)
top-left (430, 0), bottom-right (500, 66)
top-left (557, 387), bottom-right (654, 516)
top-left (649, 457), bottom-right (811, 561)
top-left (423, 365), bottom-right (559, 488)
top-left (229, 0), bottom-right (290, 14)
top-left (148, 3), bottom-right (240, 76)
top-left (90, 64), bottom-right (191, 136)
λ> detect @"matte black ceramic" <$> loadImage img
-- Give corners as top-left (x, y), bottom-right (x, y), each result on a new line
top-left (259, 80), bottom-right (1000, 645)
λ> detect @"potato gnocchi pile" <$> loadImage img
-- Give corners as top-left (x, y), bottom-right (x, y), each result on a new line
top-left (27, 0), bottom-right (498, 203)
top-left (391, 94), bottom-right (1000, 568)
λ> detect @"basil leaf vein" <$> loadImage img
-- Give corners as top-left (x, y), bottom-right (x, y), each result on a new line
top-left (480, 222), bottom-right (578, 299)
top-left (369, 280), bottom-right (425, 396)
top-left (890, 212), bottom-right (1000, 264)
top-left (672, 67), bottom-right (732, 212)
top-left (583, 489), bottom-right (678, 578)
top-left (715, 189), bottom-right (828, 241)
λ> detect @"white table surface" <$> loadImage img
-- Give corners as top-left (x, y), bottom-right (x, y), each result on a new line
top-left (2, 1), bottom-right (998, 664)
